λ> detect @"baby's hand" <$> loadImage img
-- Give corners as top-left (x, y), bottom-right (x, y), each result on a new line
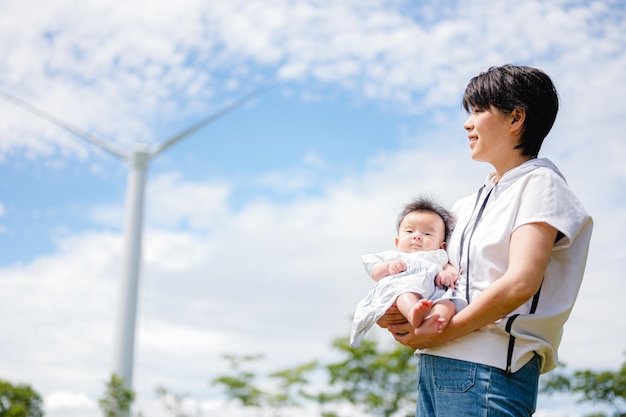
top-left (436, 268), bottom-right (458, 290)
top-left (388, 260), bottom-right (407, 275)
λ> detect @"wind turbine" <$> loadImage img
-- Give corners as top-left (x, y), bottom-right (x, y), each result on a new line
top-left (0, 87), bottom-right (267, 389)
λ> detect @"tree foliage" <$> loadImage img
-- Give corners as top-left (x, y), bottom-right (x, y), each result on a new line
top-left (155, 386), bottom-right (202, 417)
top-left (98, 374), bottom-right (136, 417)
top-left (212, 337), bottom-right (417, 417)
top-left (321, 337), bottom-right (416, 417)
top-left (541, 357), bottom-right (626, 417)
top-left (212, 354), bottom-right (268, 410)
top-left (0, 380), bottom-right (44, 417)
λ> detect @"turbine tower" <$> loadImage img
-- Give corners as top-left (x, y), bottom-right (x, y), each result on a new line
top-left (0, 88), bottom-right (265, 389)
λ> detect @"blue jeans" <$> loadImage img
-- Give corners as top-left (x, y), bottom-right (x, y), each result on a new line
top-left (416, 354), bottom-right (540, 417)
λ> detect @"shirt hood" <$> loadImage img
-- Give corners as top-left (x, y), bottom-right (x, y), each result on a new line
top-left (484, 158), bottom-right (566, 189)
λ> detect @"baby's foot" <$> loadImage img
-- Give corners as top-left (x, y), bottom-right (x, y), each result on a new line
top-left (414, 313), bottom-right (451, 336)
top-left (407, 299), bottom-right (433, 328)
top-left (434, 316), bottom-right (449, 333)
top-left (413, 314), bottom-right (443, 337)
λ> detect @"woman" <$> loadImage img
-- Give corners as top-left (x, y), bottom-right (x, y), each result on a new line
top-left (378, 65), bottom-right (593, 416)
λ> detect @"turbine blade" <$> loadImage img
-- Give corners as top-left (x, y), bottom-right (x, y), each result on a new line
top-left (150, 84), bottom-right (273, 157)
top-left (0, 89), bottom-right (128, 159)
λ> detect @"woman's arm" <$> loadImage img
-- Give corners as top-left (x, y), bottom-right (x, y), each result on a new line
top-left (385, 221), bottom-right (557, 349)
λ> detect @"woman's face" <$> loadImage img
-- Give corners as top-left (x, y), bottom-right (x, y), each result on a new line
top-left (463, 106), bottom-right (516, 166)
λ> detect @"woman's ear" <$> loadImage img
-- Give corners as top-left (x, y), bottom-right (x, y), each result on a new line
top-left (510, 108), bottom-right (526, 134)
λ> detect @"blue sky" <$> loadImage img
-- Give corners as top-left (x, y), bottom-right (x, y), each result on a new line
top-left (1, 1), bottom-right (625, 416)
top-left (0, 94), bottom-right (406, 259)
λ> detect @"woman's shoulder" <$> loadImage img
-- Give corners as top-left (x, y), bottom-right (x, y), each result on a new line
top-left (521, 163), bottom-right (579, 200)
top-left (490, 159), bottom-right (574, 202)
top-left (516, 158), bottom-right (570, 186)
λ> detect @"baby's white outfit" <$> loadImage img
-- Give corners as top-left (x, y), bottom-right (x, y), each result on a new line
top-left (350, 249), bottom-right (465, 348)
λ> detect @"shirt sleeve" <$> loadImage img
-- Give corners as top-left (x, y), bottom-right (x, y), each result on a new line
top-left (513, 169), bottom-right (590, 249)
top-left (361, 250), bottom-right (399, 277)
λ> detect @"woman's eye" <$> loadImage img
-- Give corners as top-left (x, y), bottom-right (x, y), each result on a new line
top-left (471, 106), bottom-right (485, 114)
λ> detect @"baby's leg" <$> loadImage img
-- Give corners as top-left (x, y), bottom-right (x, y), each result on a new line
top-left (396, 292), bottom-right (432, 328)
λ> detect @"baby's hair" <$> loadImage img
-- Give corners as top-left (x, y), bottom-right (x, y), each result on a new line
top-left (396, 196), bottom-right (453, 241)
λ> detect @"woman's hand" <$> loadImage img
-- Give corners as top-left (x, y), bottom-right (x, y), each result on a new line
top-left (388, 314), bottom-right (449, 349)
top-left (377, 302), bottom-right (450, 350)
top-left (376, 305), bottom-right (409, 328)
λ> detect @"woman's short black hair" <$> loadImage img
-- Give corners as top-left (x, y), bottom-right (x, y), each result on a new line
top-left (462, 65), bottom-right (559, 157)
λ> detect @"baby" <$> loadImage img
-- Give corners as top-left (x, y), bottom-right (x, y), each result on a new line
top-left (350, 197), bottom-right (466, 348)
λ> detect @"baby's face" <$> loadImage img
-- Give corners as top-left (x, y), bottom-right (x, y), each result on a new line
top-left (395, 211), bottom-right (446, 253)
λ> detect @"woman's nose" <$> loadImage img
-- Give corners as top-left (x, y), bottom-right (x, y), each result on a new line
top-left (464, 115), bottom-right (473, 131)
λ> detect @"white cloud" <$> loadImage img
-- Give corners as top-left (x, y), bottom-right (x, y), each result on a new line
top-left (45, 391), bottom-right (97, 412)
top-left (3, 0), bottom-right (622, 159)
top-left (145, 172), bottom-right (232, 230)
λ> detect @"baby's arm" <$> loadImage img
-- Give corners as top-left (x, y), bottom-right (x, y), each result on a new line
top-left (371, 259), bottom-right (407, 281)
top-left (435, 263), bottom-right (458, 290)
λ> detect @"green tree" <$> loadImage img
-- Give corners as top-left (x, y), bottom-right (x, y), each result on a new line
top-left (0, 380), bottom-right (44, 417)
top-left (212, 337), bottom-right (417, 417)
top-left (267, 360), bottom-right (318, 410)
top-left (98, 374), bottom-right (136, 417)
top-left (212, 354), bottom-right (268, 411)
top-left (310, 338), bottom-right (417, 417)
top-left (541, 357), bottom-right (626, 417)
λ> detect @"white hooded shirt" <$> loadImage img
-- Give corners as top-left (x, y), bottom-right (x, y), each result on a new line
top-left (422, 158), bottom-right (593, 374)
